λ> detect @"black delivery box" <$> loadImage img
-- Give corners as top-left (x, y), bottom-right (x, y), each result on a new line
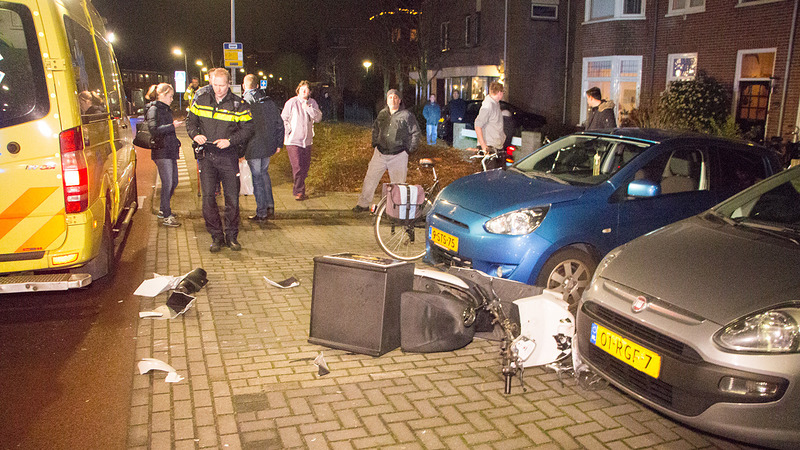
top-left (309, 253), bottom-right (414, 356)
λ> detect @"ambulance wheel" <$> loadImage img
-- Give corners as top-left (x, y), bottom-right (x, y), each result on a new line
top-left (82, 207), bottom-right (116, 281)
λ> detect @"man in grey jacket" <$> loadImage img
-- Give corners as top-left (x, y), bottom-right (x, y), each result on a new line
top-left (353, 89), bottom-right (422, 213)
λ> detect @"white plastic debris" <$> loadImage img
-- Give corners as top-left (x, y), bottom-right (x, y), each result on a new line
top-left (138, 358), bottom-right (184, 383)
top-left (314, 352), bottom-right (330, 376)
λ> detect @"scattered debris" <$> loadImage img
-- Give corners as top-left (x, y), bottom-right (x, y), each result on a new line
top-left (263, 276), bottom-right (299, 289)
top-left (314, 352), bottom-right (330, 376)
top-left (136, 268), bottom-right (208, 319)
top-left (138, 358), bottom-right (184, 383)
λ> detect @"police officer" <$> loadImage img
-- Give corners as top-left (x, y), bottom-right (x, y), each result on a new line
top-left (186, 68), bottom-right (254, 252)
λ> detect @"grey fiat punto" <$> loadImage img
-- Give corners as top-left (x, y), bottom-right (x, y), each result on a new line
top-left (576, 165), bottom-right (800, 449)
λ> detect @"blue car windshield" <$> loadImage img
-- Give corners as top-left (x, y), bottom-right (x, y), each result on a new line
top-left (514, 135), bottom-right (651, 186)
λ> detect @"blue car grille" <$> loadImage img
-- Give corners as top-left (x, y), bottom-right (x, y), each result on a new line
top-left (430, 245), bottom-right (472, 268)
top-left (431, 213), bottom-right (469, 229)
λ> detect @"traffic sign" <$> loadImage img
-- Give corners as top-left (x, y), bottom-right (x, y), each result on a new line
top-left (260, 79), bottom-right (268, 89)
top-left (224, 42), bottom-right (243, 69)
top-left (175, 71), bottom-right (186, 93)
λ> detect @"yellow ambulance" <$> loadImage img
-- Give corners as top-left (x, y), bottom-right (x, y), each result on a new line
top-left (0, 0), bottom-right (137, 292)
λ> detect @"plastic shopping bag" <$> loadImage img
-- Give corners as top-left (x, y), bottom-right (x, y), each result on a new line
top-left (239, 160), bottom-right (254, 196)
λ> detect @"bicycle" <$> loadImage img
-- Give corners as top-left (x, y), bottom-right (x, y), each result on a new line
top-left (373, 158), bottom-right (440, 260)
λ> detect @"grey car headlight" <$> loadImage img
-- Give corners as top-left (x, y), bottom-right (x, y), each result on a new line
top-left (715, 307), bottom-right (800, 353)
top-left (484, 207), bottom-right (548, 235)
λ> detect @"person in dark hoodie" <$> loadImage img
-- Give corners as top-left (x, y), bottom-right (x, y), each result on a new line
top-left (146, 83), bottom-right (183, 227)
top-left (242, 74), bottom-right (284, 222)
top-left (584, 86), bottom-right (617, 131)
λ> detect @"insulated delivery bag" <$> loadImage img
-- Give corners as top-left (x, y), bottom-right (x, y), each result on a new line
top-left (384, 183), bottom-right (425, 220)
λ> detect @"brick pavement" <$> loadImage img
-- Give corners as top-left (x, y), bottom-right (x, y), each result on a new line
top-left (128, 138), bottom-right (755, 449)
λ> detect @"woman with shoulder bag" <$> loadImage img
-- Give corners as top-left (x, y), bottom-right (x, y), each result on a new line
top-left (147, 83), bottom-right (183, 227)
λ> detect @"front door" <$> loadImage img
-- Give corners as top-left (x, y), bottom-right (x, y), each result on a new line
top-left (736, 80), bottom-right (771, 141)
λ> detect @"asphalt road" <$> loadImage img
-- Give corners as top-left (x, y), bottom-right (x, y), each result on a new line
top-left (0, 157), bottom-right (154, 449)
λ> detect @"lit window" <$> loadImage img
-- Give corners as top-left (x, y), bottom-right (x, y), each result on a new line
top-left (667, 53), bottom-right (698, 82)
top-left (668, 0), bottom-right (705, 15)
top-left (581, 55), bottom-right (642, 125)
top-left (586, 0), bottom-right (644, 20)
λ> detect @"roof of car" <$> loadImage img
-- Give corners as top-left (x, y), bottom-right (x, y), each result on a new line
top-left (581, 128), bottom-right (772, 153)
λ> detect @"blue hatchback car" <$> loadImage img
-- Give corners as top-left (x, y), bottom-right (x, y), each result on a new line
top-left (426, 129), bottom-right (781, 305)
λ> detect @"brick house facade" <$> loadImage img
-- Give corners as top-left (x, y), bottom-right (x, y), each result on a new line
top-left (422, 0), bottom-right (800, 144)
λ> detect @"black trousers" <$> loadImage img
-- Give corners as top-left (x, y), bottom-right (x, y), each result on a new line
top-left (199, 150), bottom-right (240, 241)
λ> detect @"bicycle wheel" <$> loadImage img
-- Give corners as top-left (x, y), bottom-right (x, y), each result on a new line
top-left (374, 196), bottom-right (431, 260)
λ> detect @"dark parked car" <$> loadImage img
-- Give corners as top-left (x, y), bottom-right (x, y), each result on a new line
top-left (438, 100), bottom-right (546, 146)
top-left (425, 129), bottom-right (782, 305)
top-left (576, 164), bottom-right (800, 449)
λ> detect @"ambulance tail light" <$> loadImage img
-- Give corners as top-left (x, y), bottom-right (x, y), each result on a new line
top-left (60, 127), bottom-right (88, 213)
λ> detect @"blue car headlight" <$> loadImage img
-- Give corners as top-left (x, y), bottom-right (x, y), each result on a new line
top-left (715, 307), bottom-right (800, 353)
top-left (484, 206), bottom-right (549, 235)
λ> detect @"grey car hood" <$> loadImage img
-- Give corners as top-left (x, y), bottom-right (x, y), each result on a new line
top-left (601, 215), bottom-right (800, 325)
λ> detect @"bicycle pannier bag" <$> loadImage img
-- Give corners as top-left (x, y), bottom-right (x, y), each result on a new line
top-left (385, 183), bottom-right (425, 220)
top-left (133, 118), bottom-right (154, 149)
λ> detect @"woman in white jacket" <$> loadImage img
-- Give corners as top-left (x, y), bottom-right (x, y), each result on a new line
top-left (281, 81), bottom-right (322, 200)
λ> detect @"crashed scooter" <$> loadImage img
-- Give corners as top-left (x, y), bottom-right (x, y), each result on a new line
top-left (403, 267), bottom-right (582, 394)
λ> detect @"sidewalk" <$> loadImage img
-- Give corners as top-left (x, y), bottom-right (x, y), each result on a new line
top-left (155, 129), bottom-right (364, 221)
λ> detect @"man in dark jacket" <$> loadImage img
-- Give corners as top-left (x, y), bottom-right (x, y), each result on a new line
top-left (584, 87), bottom-right (617, 131)
top-left (186, 68), bottom-right (254, 252)
top-left (242, 74), bottom-right (284, 222)
top-left (352, 89), bottom-right (421, 213)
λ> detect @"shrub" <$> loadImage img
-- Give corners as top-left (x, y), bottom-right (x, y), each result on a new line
top-left (272, 122), bottom-right (477, 193)
top-left (658, 71), bottom-right (731, 134)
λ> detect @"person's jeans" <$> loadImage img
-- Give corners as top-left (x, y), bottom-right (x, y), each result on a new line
top-left (426, 123), bottom-right (438, 145)
top-left (154, 158), bottom-right (178, 217)
top-left (247, 156), bottom-right (273, 217)
top-left (199, 151), bottom-right (240, 240)
top-left (285, 145), bottom-right (312, 197)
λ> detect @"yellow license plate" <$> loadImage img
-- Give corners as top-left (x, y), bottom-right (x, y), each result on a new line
top-left (590, 323), bottom-right (661, 379)
top-left (429, 226), bottom-right (459, 252)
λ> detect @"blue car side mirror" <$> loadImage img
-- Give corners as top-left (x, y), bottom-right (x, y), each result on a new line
top-left (628, 179), bottom-right (661, 197)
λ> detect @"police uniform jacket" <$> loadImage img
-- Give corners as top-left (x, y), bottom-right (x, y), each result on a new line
top-left (186, 89), bottom-right (254, 152)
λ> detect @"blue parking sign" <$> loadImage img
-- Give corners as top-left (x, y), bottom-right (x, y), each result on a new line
top-left (260, 79), bottom-right (268, 89)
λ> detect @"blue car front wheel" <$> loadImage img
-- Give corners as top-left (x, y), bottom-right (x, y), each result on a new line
top-left (535, 248), bottom-right (597, 309)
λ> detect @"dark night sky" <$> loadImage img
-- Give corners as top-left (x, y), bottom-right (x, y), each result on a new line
top-left (92, 0), bottom-right (380, 72)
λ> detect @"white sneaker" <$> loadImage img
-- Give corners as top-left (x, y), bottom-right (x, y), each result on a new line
top-left (157, 211), bottom-right (164, 219)
top-left (162, 215), bottom-right (181, 227)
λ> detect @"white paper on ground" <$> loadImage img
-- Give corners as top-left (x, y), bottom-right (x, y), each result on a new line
top-left (138, 304), bottom-right (173, 319)
top-left (133, 274), bottom-right (181, 297)
top-left (263, 276), bottom-right (299, 289)
top-left (137, 357), bottom-right (184, 383)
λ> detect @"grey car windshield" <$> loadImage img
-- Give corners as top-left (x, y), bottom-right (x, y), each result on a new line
top-left (718, 167), bottom-right (800, 229)
top-left (514, 135), bottom-right (651, 185)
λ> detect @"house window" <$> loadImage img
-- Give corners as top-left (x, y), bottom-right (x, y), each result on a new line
top-left (440, 21), bottom-right (450, 51)
top-left (581, 55), bottom-right (642, 125)
top-left (391, 28), bottom-right (401, 43)
top-left (465, 15), bottom-right (472, 47)
top-left (734, 48), bottom-right (776, 139)
top-left (668, 0), bottom-right (705, 15)
top-left (737, 0), bottom-right (783, 6)
top-left (667, 53), bottom-right (698, 82)
top-left (473, 12), bottom-right (481, 46)
top-left (586, 0), bottom-right (644, 20)
top-left (410, 28), bottom-right (418, 41)
top-left (531, 2), bottom-right (558, 20)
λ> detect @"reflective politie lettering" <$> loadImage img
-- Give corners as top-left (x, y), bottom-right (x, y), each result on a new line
top-left (590, 323), bottom-right (661, 378)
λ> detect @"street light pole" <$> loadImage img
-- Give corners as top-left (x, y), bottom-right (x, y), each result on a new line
top-left (230, 0), bottom-right (237, 88)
